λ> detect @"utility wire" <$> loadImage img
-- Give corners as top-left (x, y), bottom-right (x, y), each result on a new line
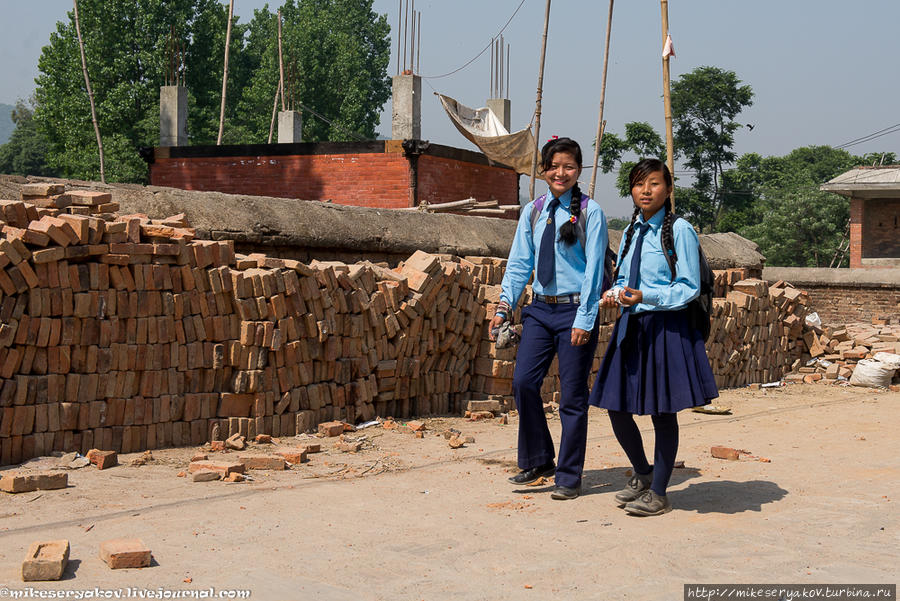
top-left (834, 122), bottom-right (900, 149)
top-left (419, 0), bottom-right (528, 80)
top-left (295, 101), bottom-right (370, 141)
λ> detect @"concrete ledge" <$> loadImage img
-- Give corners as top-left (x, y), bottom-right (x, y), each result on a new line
top-left (763, 267), bottom-right (900, 288)
top-left (0, 175), bottom-right (765, 268)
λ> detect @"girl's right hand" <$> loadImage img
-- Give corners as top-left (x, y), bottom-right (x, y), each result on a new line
top-left (488, 314), bottom-right (506, 340)
top-left (600, 289), bottom-right (618, 308)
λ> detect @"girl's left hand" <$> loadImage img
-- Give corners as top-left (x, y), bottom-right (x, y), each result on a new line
top-left (618, 286), bottom-right (643, 306)
top-left (571, 327), bottom-right (590, 346)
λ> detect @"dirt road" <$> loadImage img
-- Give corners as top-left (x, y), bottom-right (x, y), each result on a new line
top-left (1, 384), bottom-right (898, 600)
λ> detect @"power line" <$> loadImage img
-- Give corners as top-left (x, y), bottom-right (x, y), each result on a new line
top-left (834, 122), bottom-right (900, 149)
top-left (419, 0), bottom-right (527, 80)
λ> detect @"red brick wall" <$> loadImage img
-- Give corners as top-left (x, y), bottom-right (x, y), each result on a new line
top-left (416, 154), bottom-right (519, 211)
top-left (862, 198), bottom-right (900, 259)
top-left (150, 154), bottom-right (412, 209)
top-left (850, 197), bottom-right (863, 268)
top-left (804, 285), bottom-right (900, 325)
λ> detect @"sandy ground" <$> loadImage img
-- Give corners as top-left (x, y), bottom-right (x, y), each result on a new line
top-left (0, 383), bottom-right (898, 601)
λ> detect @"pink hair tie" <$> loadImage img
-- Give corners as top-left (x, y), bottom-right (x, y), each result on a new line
top-left (568, 215), bottom-right (577, 224)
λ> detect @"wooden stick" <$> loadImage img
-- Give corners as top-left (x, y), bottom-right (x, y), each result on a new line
top-left (217, 0), bottom-right (235, 145)
top-left (528, 0), bottom-right (552, 201)
top-left (278, 9), bottom-right (285, 112)
top-left (268, 79), bottom-right (282, 144)
top-left (660, 0), bottom-right (675, 208)
top-left (72, 0), bottom-right (105, 183)
top-left (589, 0), bottom-right (614, 198)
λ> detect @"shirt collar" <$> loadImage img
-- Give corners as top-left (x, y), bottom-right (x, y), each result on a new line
top-left (549, 188), bottom-right (574, 210)
top-left (637, 208), bottom-right (666, 231)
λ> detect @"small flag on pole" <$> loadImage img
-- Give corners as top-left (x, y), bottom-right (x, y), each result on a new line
top-left (662, 33), bottom-right (676, 58)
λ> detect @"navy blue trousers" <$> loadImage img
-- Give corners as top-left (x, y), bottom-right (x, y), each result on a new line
top-left (512, 301), bottom-right (599, 489)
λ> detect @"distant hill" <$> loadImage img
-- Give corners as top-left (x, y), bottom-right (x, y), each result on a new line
top-left (0, 104), bottom-right (14, 144)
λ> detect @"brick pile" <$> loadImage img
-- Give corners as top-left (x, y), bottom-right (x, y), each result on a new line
top-left (0, 185), bottom-right (838, 465)
top-left (705, 277), bottom-right (813, 388)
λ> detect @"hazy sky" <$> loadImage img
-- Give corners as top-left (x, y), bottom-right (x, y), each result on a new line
top-left (2, 1), bottom-right (899, 216)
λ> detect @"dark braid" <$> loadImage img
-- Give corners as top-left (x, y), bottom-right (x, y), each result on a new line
top-left (612, 206), bottom-right (641, 282)
top-left (661, 197), bottom-right (678, 280)
top-left (558, 182), bottom-right (582, 245)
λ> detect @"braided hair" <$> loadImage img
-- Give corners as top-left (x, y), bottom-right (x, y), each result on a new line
top-left (540, 137), bottom-right (583, 246)
top-left (613, 158), bottom-right (677, 281)
top-left (661, 196), bottom-right (679, 280)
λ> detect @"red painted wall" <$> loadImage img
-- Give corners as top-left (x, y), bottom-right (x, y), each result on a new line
top-left (147, 143), bottom-right (519, 212)
top-left (150, 153), bottom-right (411, 209)
top-left (417, 154), bottom-right (519, 206)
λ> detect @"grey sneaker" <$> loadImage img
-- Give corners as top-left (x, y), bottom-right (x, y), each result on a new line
top-left (614, 470), bottom-right (653, 506)
top-left (624, 490), bottom-right (672, 516)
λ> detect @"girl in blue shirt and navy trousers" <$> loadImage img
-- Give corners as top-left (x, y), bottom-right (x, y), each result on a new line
top-left (590, 158), bottom-right (719, 516)
top-left (490, 137), bottom-right (609, 501)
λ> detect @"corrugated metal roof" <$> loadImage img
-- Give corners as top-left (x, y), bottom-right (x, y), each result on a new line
top-left (820, 166), bottom-right (900, 196)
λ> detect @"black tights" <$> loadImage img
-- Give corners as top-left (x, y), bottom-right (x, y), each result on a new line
top-left (607, 410), bottom-right (679, 496)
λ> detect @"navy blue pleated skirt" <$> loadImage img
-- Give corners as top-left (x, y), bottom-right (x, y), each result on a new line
top-left (589, 308), bottom-right (719, 415)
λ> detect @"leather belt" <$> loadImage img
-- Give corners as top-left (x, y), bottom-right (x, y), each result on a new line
top-left (535, 293), bottom-right (581, 304)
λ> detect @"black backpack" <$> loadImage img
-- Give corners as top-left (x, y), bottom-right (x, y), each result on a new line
top-left (530, 193), bottom-right (617, 291)
top-left (662, 216), bottom-right (714, 341)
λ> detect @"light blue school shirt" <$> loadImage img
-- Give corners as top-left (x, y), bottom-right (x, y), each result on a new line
top-left (500, 188), bottom-right (609, 331)
top-left (614, 208), bottom-right (701, 313)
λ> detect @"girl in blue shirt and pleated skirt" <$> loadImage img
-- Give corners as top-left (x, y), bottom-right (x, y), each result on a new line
top-left (590, 158), bottom-right (718, 516)
top-left (491, 137), bottom-right (609, 501)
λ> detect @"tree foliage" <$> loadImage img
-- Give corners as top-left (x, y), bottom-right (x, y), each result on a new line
top-left (670, 66), bottom-right (753, 228)
top-left (722, 145), bottom-right (882, 267)
top-left (29, 0), bottom-right (392, 183)
top-left (235, 0), bottom-right (392, 143)
top-left (0, 99), bottom-right (58, 177)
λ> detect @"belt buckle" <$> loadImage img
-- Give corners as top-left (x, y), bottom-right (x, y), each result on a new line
top-left (547, 295), bottom-right (558, 304)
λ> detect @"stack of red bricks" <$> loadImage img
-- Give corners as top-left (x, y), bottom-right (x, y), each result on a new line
top-left (703, 278), bottom-right (812, 388)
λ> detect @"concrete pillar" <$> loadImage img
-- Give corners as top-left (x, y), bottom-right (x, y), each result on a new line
top-left (159, 86), bottom-right (187, 146)
top-left (391, 74), bottom-right (421, 140)
top-left (486, 98), bottom-right (511, 133)
top-left (278, 111), bottom-right (303, 143)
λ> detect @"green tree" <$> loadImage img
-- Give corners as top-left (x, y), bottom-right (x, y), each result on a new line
top-left (34, 0), bottom-right (246, 182)
top-left (236, 0), bottom-right (392, 142)
top-left (596, 121), bottom-right (666, 198)
top-left (671, 66), bottom-right (754, 229)
top-left (741, 187), bottom-right (850, 268)
top-left (0, 99), bottom-right (58, 177)
top-left (723, 145), bottom-right (895, 267)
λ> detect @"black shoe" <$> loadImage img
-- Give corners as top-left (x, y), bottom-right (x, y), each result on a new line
top-left (614, 469), bottom-right (653, 506)
top-left (550, 485), bottom-right (581, 500)
top-left (508, 462), bottom-right (555, 485)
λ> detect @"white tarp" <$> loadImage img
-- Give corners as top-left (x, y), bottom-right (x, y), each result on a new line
top-left (437, 93), bottom-right (535, 176)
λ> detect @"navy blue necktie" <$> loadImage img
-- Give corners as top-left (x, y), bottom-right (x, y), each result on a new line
top-left (536, 197), bottom-right (561, 287)
top-left (616, 222), bottom-right (651, 345)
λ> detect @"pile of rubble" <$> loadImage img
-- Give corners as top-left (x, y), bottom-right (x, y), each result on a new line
top-left (786, 318), bottom-right (900, 385)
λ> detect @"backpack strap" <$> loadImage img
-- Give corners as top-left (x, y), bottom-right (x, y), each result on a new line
top-left (529, 194), bottom-right (548, 235)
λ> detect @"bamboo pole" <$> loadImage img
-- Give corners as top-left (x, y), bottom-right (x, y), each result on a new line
top-left (660, 0), bottom-right (675, 208)
top-left (72, 0), bottom-right (105, 183)
top-left (278, 9), bottom-right (285, 111)
top-left (268, 79), bottom-right (281, 144)
top-left (217, 0), bottom-right (235, 145)
top-left (588, 0), bottom-right (615, 198)
top-left (396, 0), bottom-right (402, 74)
top-left (529, 0), bottom-right (552, 201)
